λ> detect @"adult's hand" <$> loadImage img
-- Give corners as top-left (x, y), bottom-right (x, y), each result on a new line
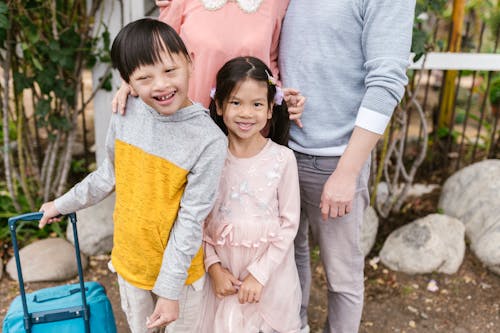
top-left (155, 0), bottom-right (172, 8)
top-left (283, 88), bottom-right (305, 128)
top-left (111, 82), bottom-right (135, 115)
top-left (320, 169), bottom-right (356, 220)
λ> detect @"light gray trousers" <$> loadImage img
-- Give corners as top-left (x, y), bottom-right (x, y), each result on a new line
top-left (294, 152), bottom-right (370, 333)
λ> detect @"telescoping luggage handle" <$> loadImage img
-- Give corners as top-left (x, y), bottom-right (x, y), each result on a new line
top-left (8, 212), bottom-right (90, 333)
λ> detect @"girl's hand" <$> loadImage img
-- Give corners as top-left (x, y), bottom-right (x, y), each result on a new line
top-left (38, 202), bottom-right (62, 229)
top-left (208, 263), bottom-right (241, 298)
top-left (238, 274), bottom-right (263, 304)
top-left (155, 0), bottom-right (172, 7)
top-left (283, 88), bottom-right (306, 128)
top-left (111, 82), bottom-right (134, 115)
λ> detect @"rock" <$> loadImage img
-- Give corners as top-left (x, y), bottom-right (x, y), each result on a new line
top-left (66, 194), bottom-right (115, 256)
top-left (361, 206), bottom-right (379, 257)
top-left (6, 238), bottom-right (88, 282)
top-left (439, 159), bottom-right (500, 273)
top-left (379, 214), bottom-right (465, 274)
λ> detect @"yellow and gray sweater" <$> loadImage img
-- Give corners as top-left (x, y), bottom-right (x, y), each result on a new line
top-left (55, 97), bottom-right (227, 300)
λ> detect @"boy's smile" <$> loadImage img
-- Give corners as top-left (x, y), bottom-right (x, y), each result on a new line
top-left (129, 51), bottom-right (193, 116)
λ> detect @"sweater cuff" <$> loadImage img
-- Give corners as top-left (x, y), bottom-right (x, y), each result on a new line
top-left (152, 273), bottom-right (185, 300)
top-left (355, 106), bottom-right (391, 135)
top-left (54, 192), bottom-right (75, 215)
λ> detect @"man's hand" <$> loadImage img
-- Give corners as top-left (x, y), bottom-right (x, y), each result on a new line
top-left (208, 263), bottom-right (241, 298)
top-left (238, 274), bottom-right (263, 304)
top-left (320, 168), bottom-right (357, 220)
top-left (283, 88), bottom-right (306, 128)
top-left (146, 297), bottom-right (179, 329)
top-left (38, 202), bottom-right (62, 229)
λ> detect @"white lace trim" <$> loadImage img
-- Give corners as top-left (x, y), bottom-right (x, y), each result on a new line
top-left (200, 0), bottom-right (264, 13)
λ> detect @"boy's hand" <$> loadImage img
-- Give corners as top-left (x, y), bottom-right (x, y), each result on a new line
top-left (238, 274), bottom-right (263, 304)
top-left (111, 82), bottom-right (136, 115)
top-left (283, 88), bottom-right (306, 128)
top-left (208, 263), bottom-right (241, 298)
top-left (38, 202), bottom-right (62, 229)
top-left (146, 297), bottom-right (179, 329)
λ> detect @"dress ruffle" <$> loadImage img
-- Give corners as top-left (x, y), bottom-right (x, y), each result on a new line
top-left (204, 223), bottom-right (284, 248)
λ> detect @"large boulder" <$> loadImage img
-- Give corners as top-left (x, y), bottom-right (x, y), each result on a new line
top-left (66, 194), bottom-right (115, 256)
top-left (380, 214), bottom-right (465, 274)
top-left (439, 159), bottom-right (500, 274)
top-left (361, 206), bottom-right (379, 257)
top-left (6, 238), bottom-right (88, 282)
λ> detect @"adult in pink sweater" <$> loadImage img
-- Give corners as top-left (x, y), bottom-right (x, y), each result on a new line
top-left (113, 0), bottom-right (304, 126)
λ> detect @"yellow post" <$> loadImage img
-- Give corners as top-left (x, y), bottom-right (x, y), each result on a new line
top-left (438, 0), bottom-right (466, 129)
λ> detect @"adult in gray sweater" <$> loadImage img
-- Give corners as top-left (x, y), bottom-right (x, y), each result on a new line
top-left (279, 1), bottom-right (416, 332)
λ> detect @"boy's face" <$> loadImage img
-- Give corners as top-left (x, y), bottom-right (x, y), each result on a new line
top-left (128, 51), bottom-right (193, 116)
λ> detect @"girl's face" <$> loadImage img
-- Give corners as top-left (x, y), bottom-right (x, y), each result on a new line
top-left (217, 78), bottom-right (272, 144)
top-left (128, 50), bottom-right (192, 116)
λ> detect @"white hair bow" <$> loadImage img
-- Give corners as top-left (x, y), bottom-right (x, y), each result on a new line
top-left (200, 0), bottom-right (263, 13)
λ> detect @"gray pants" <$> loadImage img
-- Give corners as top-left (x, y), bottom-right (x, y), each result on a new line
top-left (294, 152), bottom-right (370, 333)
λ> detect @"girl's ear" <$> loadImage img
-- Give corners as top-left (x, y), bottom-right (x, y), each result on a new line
top-left (216, 101), bottom-right (223, 116)
top-left (267, 103), bottom-right (274, 119)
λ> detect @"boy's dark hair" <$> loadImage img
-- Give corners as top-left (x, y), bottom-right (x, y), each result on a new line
top-left (110, 18), bottom-right (190, 83)
top-left (209, 56), bottom-right (290, 146)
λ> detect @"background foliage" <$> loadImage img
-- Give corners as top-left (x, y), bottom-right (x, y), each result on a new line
top-left (0, 0), bottom-right (111, 242)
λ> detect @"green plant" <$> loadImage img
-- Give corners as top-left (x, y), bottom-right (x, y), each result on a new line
top-left (1, 0), bottom-right (113, 215)
top-left (489, 75), bottom-right (500, 108)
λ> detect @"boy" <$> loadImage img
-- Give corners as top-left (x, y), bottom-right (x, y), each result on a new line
top-left (39, 18), bottom-right (227, 332)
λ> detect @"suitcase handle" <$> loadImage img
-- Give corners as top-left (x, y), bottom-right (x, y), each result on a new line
top-left (33, 286), bottom-right (88, 303)
top-left (8, 212), bottom-right (90, 333)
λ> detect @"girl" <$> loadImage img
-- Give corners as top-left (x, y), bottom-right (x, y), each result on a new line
top-left (200, 56), bottom-right (301, 332)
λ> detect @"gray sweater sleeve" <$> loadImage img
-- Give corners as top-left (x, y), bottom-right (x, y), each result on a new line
top-left (54, 115), bottom-right (116, 214)
top-left (360, 0), bottom-right (416, 116)
top-left (152, 135), bottom-right (227, 300)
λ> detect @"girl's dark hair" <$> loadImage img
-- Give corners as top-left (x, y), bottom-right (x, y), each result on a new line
top-left (110, 18), bottom-right (190, 82)
top-left (209, 56), bottom-right (290, 146)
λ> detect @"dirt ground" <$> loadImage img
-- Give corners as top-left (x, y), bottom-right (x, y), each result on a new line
top-left (1, 190), bottom-right (499, 332)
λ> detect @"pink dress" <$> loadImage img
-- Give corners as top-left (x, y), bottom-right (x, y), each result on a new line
top-left (200, 140), bottom-right (301, 333)
top-left (159, 0), bottom-right (289, 108)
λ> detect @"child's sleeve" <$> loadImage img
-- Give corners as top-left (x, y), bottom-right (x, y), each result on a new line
top-left (54, 115), bottom-right (117, 215)
top-left (152, 135), bottom-right (227, 300)
top-left (247, 149), bottom-right (300, 286)
top-left (158, 0), bottom-right (184, 33)
top-left (203, 238), bottom-right (221, 271)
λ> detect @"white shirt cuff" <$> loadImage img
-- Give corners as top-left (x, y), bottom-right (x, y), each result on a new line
top-left (355, 107), bottom-right (391, 134)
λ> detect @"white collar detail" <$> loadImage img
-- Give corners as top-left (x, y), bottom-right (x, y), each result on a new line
top-left (200, 0), bottom-right (264, 13)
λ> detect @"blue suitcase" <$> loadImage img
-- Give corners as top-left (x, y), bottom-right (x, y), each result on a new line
top-left (2, 212), bottom-right (117, 333)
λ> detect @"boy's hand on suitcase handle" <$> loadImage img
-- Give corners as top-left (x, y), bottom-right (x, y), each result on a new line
top-left (38, 201), bottom-right (63, 228)
top-left (146, 297), bottom-right (179, 329)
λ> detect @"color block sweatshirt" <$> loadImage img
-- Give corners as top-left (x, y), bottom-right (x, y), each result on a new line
top-left (55, 97), bottom-right (227, 300)
top-left (279, 0), bottom-right (415, 156)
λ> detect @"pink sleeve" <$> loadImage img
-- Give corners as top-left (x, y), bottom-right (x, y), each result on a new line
top-left (270, 0), bottom-right (289, 84)
top-left (247, 150), bottom-right (300, 286)
top-left (203, 239), bottom-right (221, 271)
top-left (158, 0), bottom-right (184, 32)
